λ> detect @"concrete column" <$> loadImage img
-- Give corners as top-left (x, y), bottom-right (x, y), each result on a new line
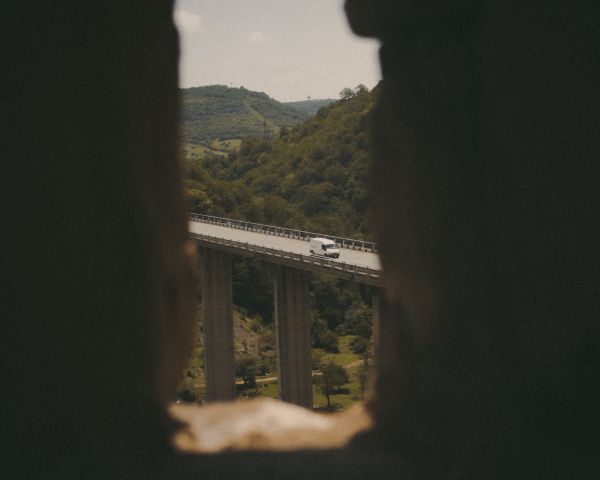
top-left (274, 266), bottom-right (312, 408)
top-left (199, 247), bottom-right (236, 402)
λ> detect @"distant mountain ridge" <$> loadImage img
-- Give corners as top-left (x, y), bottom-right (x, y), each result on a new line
top-left (182, 85), bottom-right (306, 146)
top-left (284, 98), bottom-right (336, 116)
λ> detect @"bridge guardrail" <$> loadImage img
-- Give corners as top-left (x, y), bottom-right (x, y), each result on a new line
top-left (189, 213), bottom-right (377, 253)
top-left (190, 232), bottom-right (382, 285)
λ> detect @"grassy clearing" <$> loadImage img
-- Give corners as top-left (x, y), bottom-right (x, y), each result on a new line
top-left (246, 371), bottom-right (366, 411)
top-left (183, 142), bottom-right (226, 158)
top-left (255, 381), bottom-right (278, 398)
top-left (313, 336), bottom-right (367, 410)
top-left (328, 335), bottom-right (361, 367)
top-left (312, 373), bottom-right (364, 411)
top-left (237, 335), bottom-right (370, 411)
top-left (210, 138), bottom-right (241, 152)
top-left (183, 139), bottom-right (241, 161)
top-left (328, 352), bottom-right (358, 367)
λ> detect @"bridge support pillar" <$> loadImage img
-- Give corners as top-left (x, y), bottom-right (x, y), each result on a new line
top-left (200, 247), bottom-right (236, 402)
top-left (274, 266), bottom-right (312, 408)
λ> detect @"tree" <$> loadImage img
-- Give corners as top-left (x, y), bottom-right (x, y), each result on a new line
top-left (186, 188), bottom-right (212, 213)
top-left (355, 84), bottom-right (369, 95)
top-left (350, 335), bottom-right (369, 355)
top-left (311, 349), bottom-right (325, 370)
top-left (339, 87), bottom-right (355, 100)
top-left (316, 359), bottom-right (349, 408)
top-left (344, 301), bottom-right (372, 338)
top-left (311, 315), bottom-right (339, 352)
top-left (316, 329), bottom-right (339, 353)
top-left (232, 257), bottom-right (274, 324)
top-left (235, 355), bottom-right (258, 388)
top-left (279, 126), bottom-right (290, 138)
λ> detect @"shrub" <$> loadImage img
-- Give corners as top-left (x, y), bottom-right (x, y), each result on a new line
top-left (350, 335), bottom-right (369, 355)
top-left (177, 386), bottom-right (198, 403)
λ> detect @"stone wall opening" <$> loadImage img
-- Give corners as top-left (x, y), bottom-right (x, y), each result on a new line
top-left (6, 2), bottom-right (599, 479)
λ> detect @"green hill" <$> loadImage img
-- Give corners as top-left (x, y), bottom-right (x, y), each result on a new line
top-left (181, 85), bottom-right (307, 149)
top-left (284, 98), bottom-right (336, 116)
top-left (186, 84), bottom-right (377, 239)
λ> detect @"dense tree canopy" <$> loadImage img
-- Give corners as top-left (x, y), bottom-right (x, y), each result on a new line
top-left (186, 84), bottom-right (377, 239)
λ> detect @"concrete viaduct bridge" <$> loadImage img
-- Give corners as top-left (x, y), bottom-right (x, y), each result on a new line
top-left (189, 213), bottom-right (384, 409)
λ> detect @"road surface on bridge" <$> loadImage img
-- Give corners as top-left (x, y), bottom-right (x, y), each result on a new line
top-left (189, 221), bottom-right (381, 270)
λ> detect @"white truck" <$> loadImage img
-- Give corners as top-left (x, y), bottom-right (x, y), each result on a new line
top-left (309, 237), bottom-right (340, 259)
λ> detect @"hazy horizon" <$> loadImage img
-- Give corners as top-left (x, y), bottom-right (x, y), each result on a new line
top-left (174, 0), bottom-right (381, 103)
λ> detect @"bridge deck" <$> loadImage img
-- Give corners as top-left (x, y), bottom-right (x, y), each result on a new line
top-left (189, 221), bottom-right (381, 271)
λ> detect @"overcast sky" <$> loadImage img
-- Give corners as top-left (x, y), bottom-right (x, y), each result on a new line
top-left (174, 0), bottom-right (381, 102)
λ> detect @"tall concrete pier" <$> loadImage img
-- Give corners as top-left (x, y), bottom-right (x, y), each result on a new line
top-left (274, 266), bottom-right (313, 408)
top-left (200, 247), bottom-right (236, 402)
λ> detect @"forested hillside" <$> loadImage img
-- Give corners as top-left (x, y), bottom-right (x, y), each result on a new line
top-left (186, 84), bottom-right (376, 239)
top-left (182, 85), bottom-right (306, 148)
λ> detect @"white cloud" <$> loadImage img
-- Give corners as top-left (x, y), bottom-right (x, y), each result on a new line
top-left (247, 31), bottom-right (266, 44)
top-left (173, 9), bottom-right (202, 34)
